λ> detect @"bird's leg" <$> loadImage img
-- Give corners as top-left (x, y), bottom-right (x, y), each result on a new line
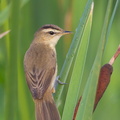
top-left (54, 76), bottom-right (67, 89)
top-left (57, 76), bottom-right (67, 84)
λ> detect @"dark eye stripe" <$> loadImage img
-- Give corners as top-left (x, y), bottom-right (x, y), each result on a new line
top-left (49, 31), bottom-right (55, 35)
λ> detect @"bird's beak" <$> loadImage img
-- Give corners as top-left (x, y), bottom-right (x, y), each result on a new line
top-left (62, 31), bottom-right (73, 35)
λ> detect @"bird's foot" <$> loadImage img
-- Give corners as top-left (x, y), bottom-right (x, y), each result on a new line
top-left (54, 76), bottom-right (67, 89)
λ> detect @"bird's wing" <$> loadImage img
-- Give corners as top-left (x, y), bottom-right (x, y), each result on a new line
top-left (25, 66), bottom-right (55, 99)
top-left (24, 43), bottom-right (56, 99)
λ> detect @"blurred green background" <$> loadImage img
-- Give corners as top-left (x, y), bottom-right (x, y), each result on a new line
top-left (0, 0), bottom-right (120, 120)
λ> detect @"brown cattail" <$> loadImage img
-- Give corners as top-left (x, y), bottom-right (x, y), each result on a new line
top-left (73, 45), bottom-right (120, 117)
top-left (94, 64), bottom-right (113, 111)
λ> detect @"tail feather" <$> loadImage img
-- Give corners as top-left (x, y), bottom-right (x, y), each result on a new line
top-left (35, 98), bottom-right (60, 120)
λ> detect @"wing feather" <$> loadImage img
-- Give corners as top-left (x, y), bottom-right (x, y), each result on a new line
top-left (24, 43), bottom-right (56, 99)
top-left (26, 67), bottom-right (55, 99)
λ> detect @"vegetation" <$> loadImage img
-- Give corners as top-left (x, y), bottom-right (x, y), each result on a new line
top-left (0, 0), bottom-right (120, 120)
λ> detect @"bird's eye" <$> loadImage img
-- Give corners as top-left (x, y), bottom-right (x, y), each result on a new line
top-left (49, 31), bottom-right (55, 35)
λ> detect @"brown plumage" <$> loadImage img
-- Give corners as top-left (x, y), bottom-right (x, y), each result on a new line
top-left (24, 24), bottom-right (71, 120)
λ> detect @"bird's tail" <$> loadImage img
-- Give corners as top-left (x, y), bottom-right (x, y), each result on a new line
top-left (34, 96), bottom-right (60, 120)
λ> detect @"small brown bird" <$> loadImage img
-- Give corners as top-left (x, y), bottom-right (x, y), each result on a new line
top-left (24, 24), bottom-right (71, 120)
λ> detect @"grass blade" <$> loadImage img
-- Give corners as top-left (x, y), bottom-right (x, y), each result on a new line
top-left (105, 0), bottom-right (120, 43)
top-left (0, 4), bottom-right (11, 26)
top-left (76, 0), bottom-right (114, 120)
top-left (4, 0), bottom-right (20, 120)
top-left (0, 30), bottom-right (10, 39)
top-left (61, 2), bottom-right (93, 120)
top-left (55, 0), bottom-right (93, 106)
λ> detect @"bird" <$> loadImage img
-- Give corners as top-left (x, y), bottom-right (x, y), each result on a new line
top-left (24, 24), bottom-right (72, 120)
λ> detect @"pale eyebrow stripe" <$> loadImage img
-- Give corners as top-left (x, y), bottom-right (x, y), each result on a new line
top-left (42, 29), bottom-right (60, 33)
